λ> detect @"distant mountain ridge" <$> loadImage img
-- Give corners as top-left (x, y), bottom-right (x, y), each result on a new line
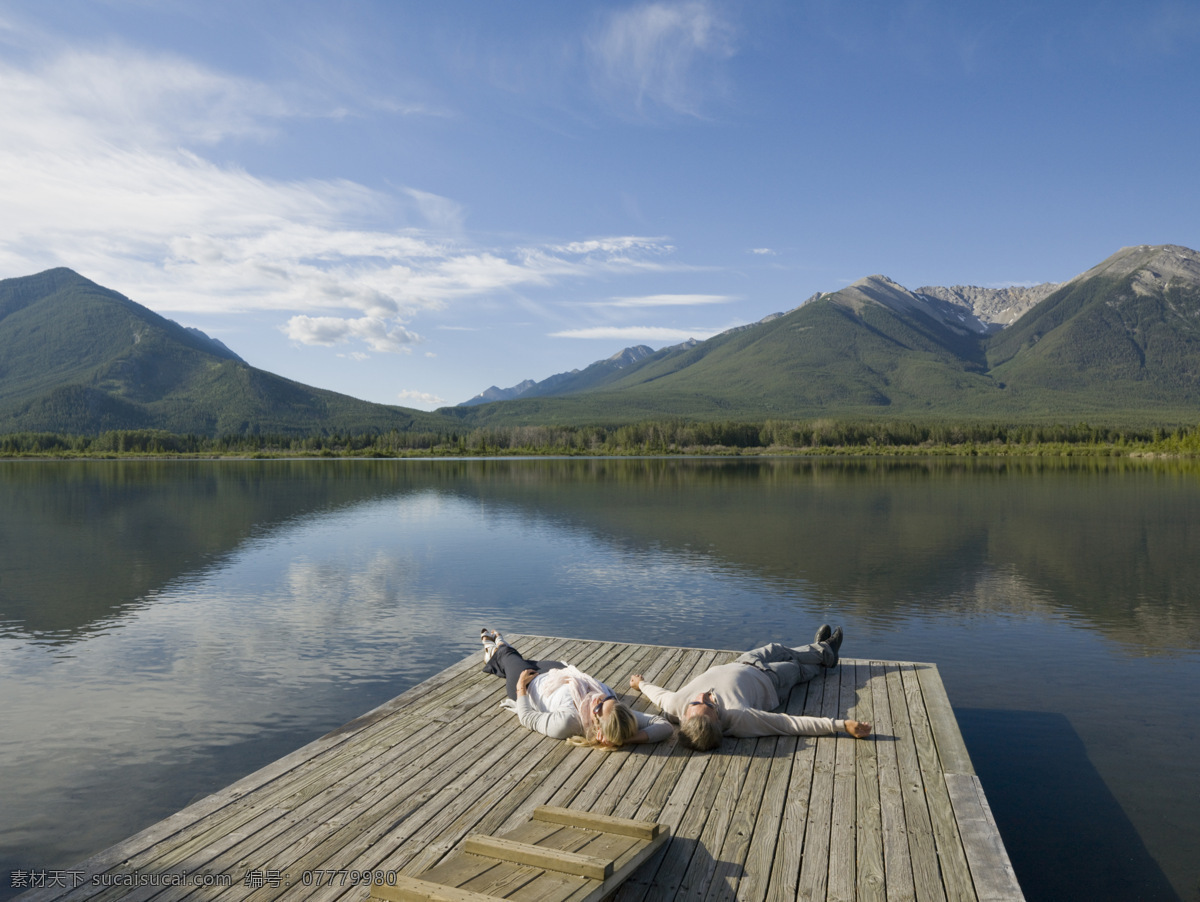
top-left (0, 267), bottom-right (449, 435)
top-left (448, 244), bottom-right (1200, 426)
top-left (5, 245), bottom-right (1199, 437)
top-left (459, 344), bottom-right (663, 406)
top-left (460, 277), bottom-right (1059, 406)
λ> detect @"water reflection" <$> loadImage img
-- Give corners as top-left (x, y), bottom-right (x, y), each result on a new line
top-left (1, 458), bottom-right (1198, 901)
top-left (5, 458), bottom-right (1199, 651)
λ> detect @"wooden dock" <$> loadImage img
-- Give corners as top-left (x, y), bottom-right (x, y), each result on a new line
top-left (18, 636), bottom-right (1024, 902)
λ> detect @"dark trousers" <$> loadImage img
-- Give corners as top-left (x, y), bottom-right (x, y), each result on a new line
top-left (483, 644), bottom-right (566, 700)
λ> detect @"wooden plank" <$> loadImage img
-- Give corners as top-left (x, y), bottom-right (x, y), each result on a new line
top-left (828, 661), bottom-right (860, 902)
top-left (532, 807), bottom-right (662, 841)
top-left (460, 836), bottom-right (613, 881)
top-left (374, 803), bottom-right (671, 902)
top-left (681, 731), bottom-right (755, 900)
top-left (914, 665), bottom-right (974, 778)
top-left (638, 744), bottom-right (729, 902)
top-left (765, 658), bottom-right (824, 900)
top-left (615, 650), bottom-right (731, 902)
top-left (887, 662), bottom-right (946, 902)
top-left (901, 664), bottom-right (975, 902)
top-left (561, 829), bottom-right (670, 902)
top-left (795, 660), bottom-right (839, 902)
top-left (944, 775), bottom-right (1025, 902)
top-left (728, 688), bottom-right (801, 902)
top-left (873, 662), bottom-right (916, 902)
top-left (854, 661), bottom-right (886, 902)
top-left (700, 733), bottom-right (775, 902)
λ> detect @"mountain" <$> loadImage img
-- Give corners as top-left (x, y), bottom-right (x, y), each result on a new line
top-left (457, 312), bottom-right (800, 407)
top-left (447, 245), bottom-right (1200, 426)
top-left (915, 283), bottom-right (1060, 330)
top-left (459, 344), bottom-right (664, 406)
top-left (984, 244), bottom-right (1200, 412)
top-left (0, 268), bottom-right (451, 436)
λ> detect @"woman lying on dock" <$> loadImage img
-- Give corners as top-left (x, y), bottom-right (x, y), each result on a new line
top-left (481, 630), bottom-right (672, 750)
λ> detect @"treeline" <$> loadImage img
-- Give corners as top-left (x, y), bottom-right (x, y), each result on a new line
top-left (3, 419), bottom-right (1200, 457)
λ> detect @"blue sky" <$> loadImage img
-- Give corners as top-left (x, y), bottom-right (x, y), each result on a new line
top-left (2, 1), bottom-right (1198, 410)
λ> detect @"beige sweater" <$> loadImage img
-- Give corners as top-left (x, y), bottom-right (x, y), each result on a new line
top-left (638, 662), bottom-right (838, 738)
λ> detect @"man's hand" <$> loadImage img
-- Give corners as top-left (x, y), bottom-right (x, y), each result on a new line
top-left (844, 719), bottom-right (872, 739)
top-left (629, 674), bottom-right (644, 691)
top-left (516, 669), bottom-right (538, 696)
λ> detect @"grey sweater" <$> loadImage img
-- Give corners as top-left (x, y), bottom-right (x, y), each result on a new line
top-left (638, 662), bottom-right (838, 738)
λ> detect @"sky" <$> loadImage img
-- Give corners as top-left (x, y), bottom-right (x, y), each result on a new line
top-left (2, 1), bottom-right (1199, 410)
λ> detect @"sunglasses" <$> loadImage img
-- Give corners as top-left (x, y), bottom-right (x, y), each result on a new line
top-left (687, 699), bottom-right (716, 710)
top-left (592, 693), bottom-right (616, 718)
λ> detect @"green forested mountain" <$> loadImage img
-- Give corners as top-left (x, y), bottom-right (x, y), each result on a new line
top-left (0, 268), bottom-right (450, 435)
top-left (984, 245), bottom-right (1200, 414)
top-left (5, 246), bottom-right (1200, 439)
top-left (449, 244), bottom-right (1200, 426)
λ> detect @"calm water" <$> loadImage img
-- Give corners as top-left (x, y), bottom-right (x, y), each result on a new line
top-left (1, 457), bottom-right (1198, 902)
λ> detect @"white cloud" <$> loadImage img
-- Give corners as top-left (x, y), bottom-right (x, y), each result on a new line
top-left (588, 0), bottom-right (736, 117)
top-left (397, 389), bottom-right (446, 405)
top-left (550, 325), bottom-right (718, 341)
top-left (606, 293), bottom-right (733, 307)
top-left (0, 45), bottom-right (691, 357)
top-left (403, 187), bottom-right (466, 234)
top-left (750, 248), bottom-right (776, 255)
top-left (283, 315), bottom-right (421, 353)
top-left (548, 236), bottom-right (671, 256)
top-left (0, 47), bottom-right (287, 152)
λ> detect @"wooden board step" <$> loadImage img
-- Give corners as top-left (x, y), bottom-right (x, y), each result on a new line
top-left (370, 806), bottom-right (670, 902)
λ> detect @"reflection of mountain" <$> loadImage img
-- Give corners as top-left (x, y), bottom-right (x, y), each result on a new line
top-left (5, 458), bottom-right (1198, 650)
top-left (404, 458), bottom-right (1200, 652)
top-left (0, 461), bottom-right (428, 638)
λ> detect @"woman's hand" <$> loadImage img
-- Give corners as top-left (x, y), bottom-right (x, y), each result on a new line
top-left (517, 669), bottom-right (538, 697)
top-left (629, 674), bottom-right (644, 691)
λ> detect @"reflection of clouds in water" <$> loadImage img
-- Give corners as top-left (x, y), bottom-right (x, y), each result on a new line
top-left (513, 547), bottom-right (819, 650)
top-left (0, 496), bottom-right (482, 850)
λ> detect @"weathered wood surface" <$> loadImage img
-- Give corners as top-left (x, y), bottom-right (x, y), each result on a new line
top-left (368, 806), bottom-right (669, 902)
top-left (17, 637), bottom-right (1024, 902)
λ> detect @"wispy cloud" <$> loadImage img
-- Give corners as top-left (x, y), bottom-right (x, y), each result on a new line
top-left (397, 389), bottom-right (446, 405)
top-left (605, 293), bottom-right (733, 307)
top-left (750, 248), bottom-right (776, 255)
top-left (0, 45), bottom-right (686, 357)
top-left (550, 325), bottom-right (718, 342)
top-left (587, 1), bottom-right (736, 117)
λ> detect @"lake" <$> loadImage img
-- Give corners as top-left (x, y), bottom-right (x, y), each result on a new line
top-left (1, 457), bottom-right (1198, 902)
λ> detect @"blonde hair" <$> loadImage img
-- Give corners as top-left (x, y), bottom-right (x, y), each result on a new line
top-left (567, 702), bottom-right (639, 751)
top-left (678, 714), bottom-right (723, 751)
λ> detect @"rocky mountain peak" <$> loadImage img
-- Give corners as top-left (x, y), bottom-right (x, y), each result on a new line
top-left (1067, 244), bottom-right (1200, 297)
top-left (916, 283), bottom-right (1060, 328)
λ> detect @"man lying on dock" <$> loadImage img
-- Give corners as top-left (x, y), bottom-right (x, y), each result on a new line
top-left (628, 625), bottom-right (872, 751)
